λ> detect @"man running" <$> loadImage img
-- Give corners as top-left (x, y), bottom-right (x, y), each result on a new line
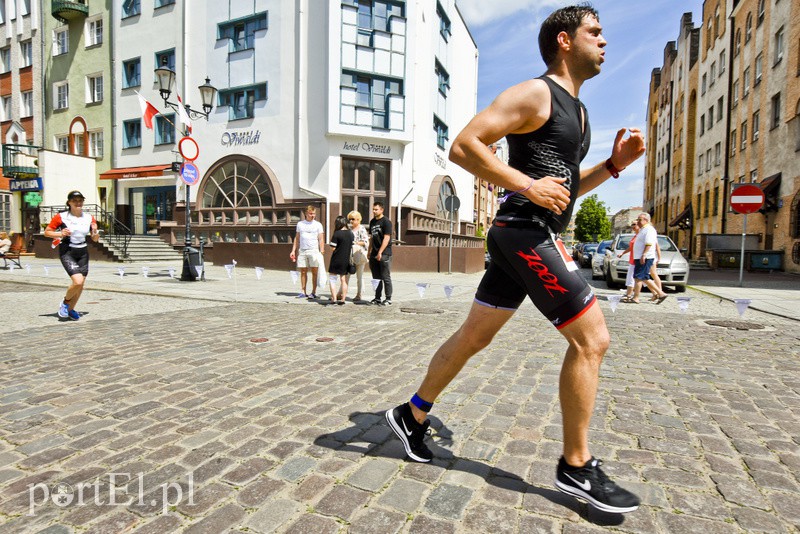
top-left (386, 4), bottom-right (645, 514)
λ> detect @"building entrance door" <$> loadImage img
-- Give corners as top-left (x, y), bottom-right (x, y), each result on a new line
top-left (130, 186), bottom-right (175, 234)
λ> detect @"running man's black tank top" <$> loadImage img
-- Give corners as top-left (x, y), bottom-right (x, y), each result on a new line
top-left (497, 75), bottom-right (591, 233)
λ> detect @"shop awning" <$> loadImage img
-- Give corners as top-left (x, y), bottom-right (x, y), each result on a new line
top-left (759, 173), bottom-right (781, 212)
top-left (668, 203), bottom-right (693, 230)
top-left (99, 164), bottom-right (172, 180)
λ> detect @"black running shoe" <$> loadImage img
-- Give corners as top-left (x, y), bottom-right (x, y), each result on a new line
top-left (555, 456), bottom-right (640, 513)
top-left (385, 403), bottom-right (433, 462)
top-left (370, 298), bottom-right (382, 306)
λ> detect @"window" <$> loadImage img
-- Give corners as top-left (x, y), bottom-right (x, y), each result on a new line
top-left (55, 135), bottom-right (69, 152)
top-left (699, 154), bottom-right (704, 173)
top-left (155, 114), bottom-right (175, 145)
top-left (706, 148), bottom-right (712, 171)
top-left (755, 53), bottom-right (762, 84)
top-left (735, 29), bottom-right (741, 56)
top-left (707, 22), bottom-right (713, 49)
top-left (155, 0), bottom-right (175, 7)
top-left (437, 2), bottom-right (451, 41)
top-left (435, 60), bottom-right (449, 96)
top-left (89, 131), bottom-right (103, 158)
top-left (434, 115), bottom-right (448, 149)
top-left (745, 13), bottom-right (752, 43)
top-left (0, 96), bottom-right (10, 121)
top-left (86, 75), bottom-right (103, 104)
top-left (713, 186), bottom-right (719, 216)
top-left (702, 74), bottom-right (707, 95)
top-left (715, 142), bottom-right (721, 166)
top-left (0, 193), bottom-right (10, 232)
top-left (771, 93), bottom-right (781, 129)
top-left (717, 97), bottom-right (724, 123)
top-left (774, 27), bottom-right (785, 65)
top-left (697, 193), bottom-right (702, 217)
top-left (733, 79), bottom-right (739, 106)
top-left (752, 110), bottom-right (760, 141)
top-left (700, 114), bottom-right (705, 135)
top-left (218, 83), bottom-right (267, 120)
top-left (155, 49), bottom-right (175, 73)
top-left (710, 62), bottom-right (716, 85)
top-left (21, 91), bottom-right (33, 117)
top-left (20, 40), bottom-right (32, 68)
top-left (750, 169), bottom-right (758, 182)
top-left (757, 0), bottom-right (765, 25)
top-left (123, 119), bottom-right (141, 148)
top-left (53, 82), bottom-right (69, 110)
top-left (122, 0), bottom-right (140, 17)
top-left (86, 16), bottom-right (102, 47)
top-left (341, 71), bottom-right (403, 129)
top-left (74, 134), bottom-right (85, 156)
top-left (123, 58), bottom-right (140, 88)
top-left (0, 47), bottom-right (9, 73)
top-left (715, 7), bottom-right (721, 39)
top-left (743, 67), bottom-right (750, 97)
top-left (708, 107), bottom-right (714, 130)
top-left (218, 12), bottom-right (268, 52)
top-left (730, 129), bottom-right (737, 155)
top-left (340, 158), bottom-right (388, 219)
top-left (354, 0), bottom-right (404, 33)
top-left (704, 190), bottom-right (710, 217)
top-left (741, 121), bottom-right (748, 149)
top-left (53, 27), bottom-right (68, 56)
top-left (719, 50), bottom-right (726, 74)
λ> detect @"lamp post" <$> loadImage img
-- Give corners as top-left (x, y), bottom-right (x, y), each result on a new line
top-left (153, 59), bottom-right (217, 281)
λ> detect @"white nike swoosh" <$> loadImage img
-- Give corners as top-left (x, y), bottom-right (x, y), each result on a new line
top-left (565, 473), bottom-right (591, 491)
top-left (401, 419), bottom-right (413, 437)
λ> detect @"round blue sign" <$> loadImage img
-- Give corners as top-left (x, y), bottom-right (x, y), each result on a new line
top-left (180, 162), bottom-right (200, 186)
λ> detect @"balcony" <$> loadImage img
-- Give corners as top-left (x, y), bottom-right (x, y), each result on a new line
top-left (2, 144), bottom-right (39, 179)
top-left (52, 0), bottom-right (88, 22)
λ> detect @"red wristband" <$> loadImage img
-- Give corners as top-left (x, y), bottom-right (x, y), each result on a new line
top-left (605, 158), bottom-right (624, 178)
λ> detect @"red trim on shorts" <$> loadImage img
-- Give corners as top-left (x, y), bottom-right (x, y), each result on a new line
top-left (555, 295), bottom-right (597, 330)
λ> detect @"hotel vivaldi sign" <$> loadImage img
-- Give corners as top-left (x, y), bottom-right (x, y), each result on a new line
top-left (342, 140), bottom-right (393, 156)
top-left (221, 130), bottom-right (261, 147)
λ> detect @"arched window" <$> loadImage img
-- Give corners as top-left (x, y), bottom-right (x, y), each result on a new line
top-left (200, 158), bottom-right (273, 209)
top-left (745, 13), bottom-right (752, 43)
top-left (735, 29), bottom-right (741, 56)
top-left (791, 190), bottom-right (800, 238)
top-left (757, 0), bottom-right (765, 25)
top-left (436, 178), bottom-right (456, 219)
top-left (714, 7), bottom-right (721, 38)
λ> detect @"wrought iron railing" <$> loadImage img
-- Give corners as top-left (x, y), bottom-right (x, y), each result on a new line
top-left (38, 204), bottom-right (133, 259)
top-left (1, 144), bottom-right (39, 178)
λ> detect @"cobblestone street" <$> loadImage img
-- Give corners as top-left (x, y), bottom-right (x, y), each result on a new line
top-left (1, 273), bottom-right (798, 533)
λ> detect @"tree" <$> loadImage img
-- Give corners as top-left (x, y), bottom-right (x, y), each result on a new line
top-left (574, 195), bottom-right (611, 242)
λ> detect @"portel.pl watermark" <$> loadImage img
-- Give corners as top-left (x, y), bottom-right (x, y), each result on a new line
top-left (28, 472), bottom-right (194, 516)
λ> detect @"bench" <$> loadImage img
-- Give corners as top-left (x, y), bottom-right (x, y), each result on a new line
top-left (1, 244), bottom-right (22, 269)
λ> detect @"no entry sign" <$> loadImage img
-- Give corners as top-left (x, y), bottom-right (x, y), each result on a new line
top-left (730, 184), bottom-right (764, 214)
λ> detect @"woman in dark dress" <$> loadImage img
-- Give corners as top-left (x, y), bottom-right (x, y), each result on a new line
top-left (328, 216), bottom-right (354, 305)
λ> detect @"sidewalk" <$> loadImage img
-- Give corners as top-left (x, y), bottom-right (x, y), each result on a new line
top-left (2, 257), bottom-right (798, 320)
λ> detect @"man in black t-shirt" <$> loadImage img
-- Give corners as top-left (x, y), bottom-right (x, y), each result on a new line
top-left (368, 202), bottom-right (393, 306)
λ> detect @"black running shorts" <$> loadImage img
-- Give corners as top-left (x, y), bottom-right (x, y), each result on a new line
top-left (476, 224), bottom-right (595, 329)
top-left (60, 246), bottom-right (89, 277)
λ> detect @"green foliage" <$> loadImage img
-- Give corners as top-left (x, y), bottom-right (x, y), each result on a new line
top-left (574, 195), bottom-right (611, 242)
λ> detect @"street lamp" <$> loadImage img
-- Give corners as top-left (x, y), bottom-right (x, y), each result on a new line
top-left (153, 58), bottom-right (218, 281)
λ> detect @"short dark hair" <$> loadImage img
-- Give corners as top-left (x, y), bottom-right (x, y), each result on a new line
top-left (538, 4), bottom-right (599, 67)
top-left (373, 201), bottom-right (384, 209)
top-left (334, 215), bottom-right (348, 231)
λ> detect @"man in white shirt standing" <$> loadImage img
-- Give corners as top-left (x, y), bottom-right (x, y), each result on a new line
top-left (631, 212), bottom-right (668, 304)
top-left (290, 205), bottom-right (325, 299)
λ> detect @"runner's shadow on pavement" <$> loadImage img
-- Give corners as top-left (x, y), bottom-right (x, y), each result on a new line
top-left (313, 410), bottom-right (626, 527)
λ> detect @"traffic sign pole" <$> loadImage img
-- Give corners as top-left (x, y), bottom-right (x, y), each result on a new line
top-left (729, 183), bottom-right (765, 287)
top-left (739, 214), bottom-right (747, 287)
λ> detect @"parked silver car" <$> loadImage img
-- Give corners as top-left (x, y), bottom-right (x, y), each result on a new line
top-left (591, 240), bottom-right (613, 279)
top-left (602, 233), bottom-right (690, 291)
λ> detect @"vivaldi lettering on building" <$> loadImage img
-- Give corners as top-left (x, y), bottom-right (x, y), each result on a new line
top-left (342, 141), bottom-right (393, 156)
top-left (221, 130), bottom-right (262, 147)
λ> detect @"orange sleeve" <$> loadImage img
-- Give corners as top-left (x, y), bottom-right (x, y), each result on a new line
top-left (91, 216), bottom-right (97, 225)
top-left (46, 213), bottom-right (63, 230)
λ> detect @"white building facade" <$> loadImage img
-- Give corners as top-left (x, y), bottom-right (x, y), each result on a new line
top-left (108, 0), bottom-right (479, 251)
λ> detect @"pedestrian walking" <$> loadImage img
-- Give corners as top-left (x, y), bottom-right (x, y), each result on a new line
top-left (43, 191), bottom-right (100, 320)
top-left (385, 4), bottom-right (644, 514)
top-left (327, 216), bottom-right (354, 305)
top-left (346, 210), bottom-right (370, 302)
top-left (289, 206), bottom-right (324, 300)
top-left (620, 221), bottom-right (639, 303)
top-left (631, 213), bottom-right (668, 304)
top-left (368, 202), bottom-right (393, 306)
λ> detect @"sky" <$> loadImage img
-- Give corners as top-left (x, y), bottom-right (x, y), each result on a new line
top-left (455, 0), bottom-right (703, 214)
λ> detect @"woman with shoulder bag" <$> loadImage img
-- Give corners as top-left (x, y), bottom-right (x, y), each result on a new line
top-left (346, 210), bottom-right (370, 302)
top-left (328, 216), bottom-right (354, 305)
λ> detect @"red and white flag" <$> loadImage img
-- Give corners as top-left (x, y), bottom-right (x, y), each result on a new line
top-left (176, 94), bottom-right (193, 134)
top-left (135, 91), bottom-right (160, 130)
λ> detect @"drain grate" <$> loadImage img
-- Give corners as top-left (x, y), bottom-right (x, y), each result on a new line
top-left (705, 320), bottom-right (765, 330)
top-left (400, 308), bottom-right (444, 315)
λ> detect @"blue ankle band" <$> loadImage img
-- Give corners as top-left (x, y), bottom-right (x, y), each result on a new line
top-left (410, 393), bottom-right (433, 412)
